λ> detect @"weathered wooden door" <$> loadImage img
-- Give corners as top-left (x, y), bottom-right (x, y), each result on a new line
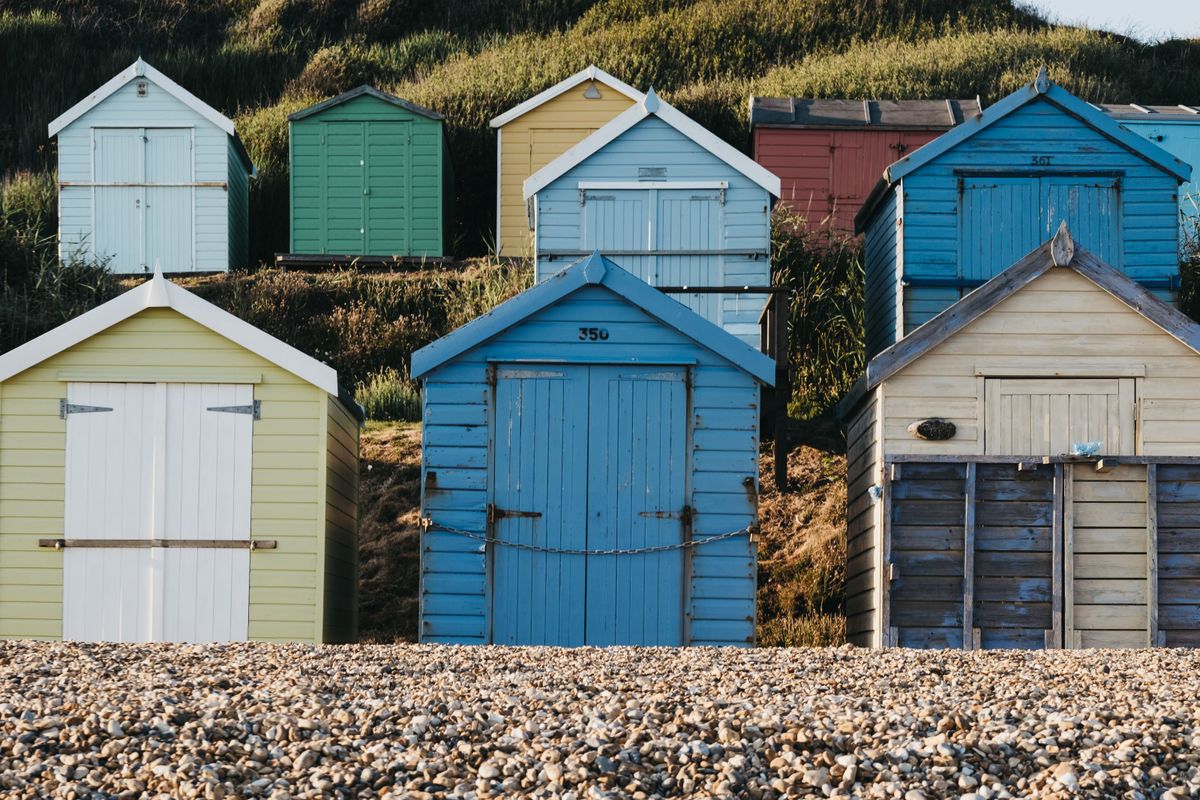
top-left (1043, 176), bottom-right (1120, 266)
top-left (489, 365), bottom-right (690, 645)
top-left (656, 189), bottom-right (724, 325)
top-left (143, 128), bottom-right (193, 272)
top-left (322, 121), bottom-right (366, 254)
top-left (984, 378), bottom-right (1136, 456)
top-left (93, 128), bottom-right (143, 273)
top-left (581, 189), bottom-right (651, 281)
top-left (63, 382), bottom-right (252, 642)
top-left (364, 120), bottom-right (410, 255)
top-left (490, 366), bottom-right (590, 646)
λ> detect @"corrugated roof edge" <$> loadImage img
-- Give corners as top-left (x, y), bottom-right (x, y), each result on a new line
top-left (288, 85), bottom-right (445, 122)
top-left (748, 97), bottom-right (983, 129)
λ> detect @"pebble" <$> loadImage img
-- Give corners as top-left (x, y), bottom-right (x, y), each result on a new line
top-left (0, 643), bottom-right (1196, 799)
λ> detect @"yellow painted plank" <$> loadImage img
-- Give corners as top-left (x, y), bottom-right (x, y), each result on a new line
top-left (1074, 503), bottom-right (1146, 528)
top-left (1073, 528), bottom-right (1150, 553)
top-left (1073, 579), bottom-right (1146, 605)
top-left (1072, 480), bottom-right (1148, 503)
top-left (1074, 554), bottom-right (1147, 579)
top-left (1073, 603), bottom-right (1148, 630)
top-left (1078, 629), bottom-right (1149, 648)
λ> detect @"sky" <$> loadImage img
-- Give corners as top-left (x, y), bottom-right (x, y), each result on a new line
top-left (1024, 0), bottom-right (1200, 42)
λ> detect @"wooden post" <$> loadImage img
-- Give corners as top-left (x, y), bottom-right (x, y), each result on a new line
top-left (880, 460), bottom-right (894, 647)
top-left (1050, 463), bottom-right (1064, 649)
top-left (962, 462), bottom-right (976, 651)
top-left (1063, 464), bottom-right (1075, 649)
top-left (772, 292), bottom-right (790, 491)
top-left (1147, 463), bottom-right (1159, 648)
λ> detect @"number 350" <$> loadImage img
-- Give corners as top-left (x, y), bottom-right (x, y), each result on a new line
top-left (578, 327), bottom-right (610, 341)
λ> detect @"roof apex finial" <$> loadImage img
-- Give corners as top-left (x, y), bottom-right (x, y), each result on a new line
top-left (643, 88), bottom-right (660, 113)
top-left (1035, 65), bottom-right (1050, 93)
top-left (582, 250), bottom-right (608, 283)
top-left (1051, 220), bottom-right (1075, 266)
top-left (147, 261), bottom-right (170, 306)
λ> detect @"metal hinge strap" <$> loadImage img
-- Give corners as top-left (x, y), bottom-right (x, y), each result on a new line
top-left (206, 400), bottom-right (261, 420)
top-left (487, 504), bottom-right (543, 524)
top-left (60, 400), bottom-right (113, 419)
top-left (38, 538), bottom-right (277, 550)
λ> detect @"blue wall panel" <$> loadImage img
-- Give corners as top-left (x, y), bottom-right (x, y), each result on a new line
top-left (419, 283), bottom-right (760, 646)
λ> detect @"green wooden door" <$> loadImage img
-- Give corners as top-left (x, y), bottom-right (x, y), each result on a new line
top-left (365, 120), bottom-right (410, 255)
top-left (322, 121), bottom-right (365, 254)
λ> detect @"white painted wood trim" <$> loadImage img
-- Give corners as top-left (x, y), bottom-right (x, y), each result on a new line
top-left (57, 369), bottom-right (263, 383)
top-left (974, 362), bottom-right (1147, 377)
top-left (523, 91), bottom-right (782, 199)
top-left (494, 129), bottom-right (503, 255)
top-left (489, 65), bottom-right (645, 128)
top-left (579, 180), bottom-right (728, 190)
top-left (49, 58), bottom-right (236, 137)
top-left (0, 273), bottom-right (338, 394)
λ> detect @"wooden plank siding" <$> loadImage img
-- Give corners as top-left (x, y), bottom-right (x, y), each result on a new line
top-left (227, 138), bottom-right (250, 267)
top-left (532, 117), bottom-right (773, 348)
top-left (56, 78), bottom-right (235, 272)
top-left (419, 284), bottom-right (760, 645)
top-left (1155, 463), bottom-right (1200, 646)
top-left (496, 80), bottom-right (637, 257)
top-left (0, 308), bottom-right (342, 642)
top-left (863, 190), bottom-right (900, 371)
top-left (864, 96), bottom-right (1182, 356)
top-left (844, 390), bottom-right (880, 645)
top-left (322, 395), bottom-right (360, 644)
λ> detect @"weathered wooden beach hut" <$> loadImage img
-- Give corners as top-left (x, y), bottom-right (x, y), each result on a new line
top-left (287, 86), bottom-right (451, 260)
top-left (0, 270), bottom-right (361, 643)
top-left (854, 69), bottom-right (1191, 358)
top-left (490, 65), bottom-right (644, 257)
top-left (842, 225), bottom-right (1200, 650)
top-left (1099, 103), bottom-right (1200, 240)
top-left (523, 90), bottom-right (782, 349)
top-left (48, 58), bottom-right (255, 273)
top-left (749, 97), bottom-right (981, 233)
top-left (411, 252), bottom-right (775, 646)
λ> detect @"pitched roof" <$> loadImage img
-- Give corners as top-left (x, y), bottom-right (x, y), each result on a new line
top-left (523, 89), bottom-right (781, 199)
top-left (489, 65), bottom-right (644, 128)
top-left (48, 58), bottom-right (255, 175)
top-left (289, 85), bottom-right (444, 122)
top-left (1096, 102), bottom-right (1200, 119)
top-left (841, 223), bottom-right (1200, 413)
top-left (853, 69), bottom-right (1192, 233)
top-left (0, 268), bottom-right (341, 398)
top-left (749, 97), bottom-right (982, 129)
top-left (410, 251), bottom-right (777, 384)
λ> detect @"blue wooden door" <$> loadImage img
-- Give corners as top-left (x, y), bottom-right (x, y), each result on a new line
top-left (144, 128), bottom-right (193, 271)
top-left (581, 189), bottom-right (650, 282)
top-left (491, 366), bottom-right (590, 645)
top-left (959, 177), bottom-right (1042, 281)
top-left (656, 189), bottom-right (724, 324)
top-left (585, 365), bottom-right (689, 646)
top-left (1043, 176), bottom-right (1120, 266)
top-left (94, 128), bottom-right (143, 273)
top-left (490, 364), bottom-right (690, 645)
top-left (323, 121), bottom-right (366, 254)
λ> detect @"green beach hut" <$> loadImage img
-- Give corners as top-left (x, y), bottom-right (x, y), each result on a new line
top-left (288, 86), bottom-right (451, 259)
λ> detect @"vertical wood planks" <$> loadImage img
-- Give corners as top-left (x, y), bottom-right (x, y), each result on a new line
top-left (1050, 464), bottom-right (1064, 648)
top-left (1147, 463), bottom-right (1159, 645)
top-left (962, 462), bottom-right (976, 650)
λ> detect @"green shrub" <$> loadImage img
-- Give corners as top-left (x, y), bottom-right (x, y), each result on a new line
top-left (355, 366), bottom-right (422, 421)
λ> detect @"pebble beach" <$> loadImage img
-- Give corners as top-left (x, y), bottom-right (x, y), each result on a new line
top-left (1, 642), bottom-right (1197, 799)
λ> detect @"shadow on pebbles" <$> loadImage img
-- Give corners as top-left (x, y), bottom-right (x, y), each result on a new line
top-left (0, 642), bottom-right (1197, 799)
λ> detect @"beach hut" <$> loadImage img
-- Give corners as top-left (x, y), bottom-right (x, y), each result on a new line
top-left (841, 225), bottom-right (1200, 650)
top-left (749, 97), bottom-right (981, 233)
top-left (523, 90), bottom-right (782, 349)
top-left (286, 86), bottom-right (451, 261)
top-left (411, 252), bottom-right (775, 646)
top-left (48, 58), bottom-right (255, 274)
top-left (490, 65), bottom-right (644, 258)
top-left (854, 69), bottom-right (1191, 359)
top-left (1099, 103), bottom-right (1200, 242)
top-left (0, 270), bottom-right (361, 643)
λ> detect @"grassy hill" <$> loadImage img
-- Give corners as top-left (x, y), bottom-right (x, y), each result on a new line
top-left (2, 0), bottom-right (1199, 642)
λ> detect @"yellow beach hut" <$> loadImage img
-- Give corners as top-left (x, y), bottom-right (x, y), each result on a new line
top-left (0, 271), bottom-right (361, 643)
top-left (490, 65), bottom-right (643, 257)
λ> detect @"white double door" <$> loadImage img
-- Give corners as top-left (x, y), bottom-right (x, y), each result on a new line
top-left (62, 382), bottom-right (252, 642)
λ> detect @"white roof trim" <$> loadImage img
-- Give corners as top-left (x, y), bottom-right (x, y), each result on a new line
top-left (0, 269), bottom-right (339, 395)
top-left (49, 58), bottom-right (236, 137)
top-left (523, 89), bottom-right (782, 199)
top-left (489, 65), bottom-right (645, 128)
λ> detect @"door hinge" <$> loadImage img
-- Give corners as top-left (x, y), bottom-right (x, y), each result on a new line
top-left (579, 188), bottom-right (586, 206)
top-left (60, 400), bottom-right (113, 419)
top-left (719, 186), bottom-right (726, 206)
top-left (206, 400), bottom-right (261, 420)
top-left (487, 504), bottom-right (542, 524)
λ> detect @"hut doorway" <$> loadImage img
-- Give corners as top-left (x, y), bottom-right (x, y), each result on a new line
top-left (61, 382), bottom-right (252, 642)
top-left (983, 378), bottom-right (1137, 456)
top-left (489, 363), bottom-right (691, 646)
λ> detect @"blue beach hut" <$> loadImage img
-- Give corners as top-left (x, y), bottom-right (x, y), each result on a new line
top-left (854, 69), bottom-right (1191, 358)
top-left (522, 91), bottom-right (781, 349)
top-left (411, 252), bottom-right (775, 646)
top-left (48, 58), bottom-right (255, 273)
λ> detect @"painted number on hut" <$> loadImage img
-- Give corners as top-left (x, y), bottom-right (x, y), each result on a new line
top-left (1030, 155), bottom-right (1053, 166)
top-left (578, 327), bottom-right (610, 341)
